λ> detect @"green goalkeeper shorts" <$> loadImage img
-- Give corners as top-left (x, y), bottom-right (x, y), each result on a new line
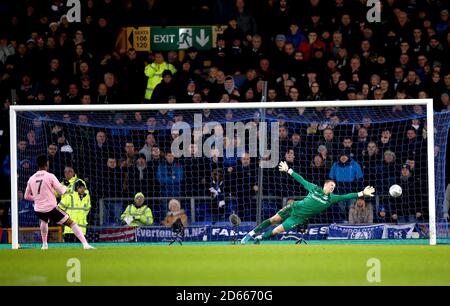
top-left (276, 204), bottom-right (293, 219)
top-left (276, 204), bottom-right (307, 232)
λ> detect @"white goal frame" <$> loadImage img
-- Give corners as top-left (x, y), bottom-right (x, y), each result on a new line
top-left (9, 99), bottom-right (436, 248)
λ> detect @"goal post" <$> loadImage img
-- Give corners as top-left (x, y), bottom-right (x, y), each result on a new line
top-left (9, 99), bottom-right (446, 248)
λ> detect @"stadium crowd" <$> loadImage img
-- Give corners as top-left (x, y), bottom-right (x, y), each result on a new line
top-left (0, 0), bottom-right (450, 227)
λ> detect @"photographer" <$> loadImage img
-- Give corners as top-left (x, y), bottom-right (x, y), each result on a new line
top-left (162, 199), bottom-right (188, 227)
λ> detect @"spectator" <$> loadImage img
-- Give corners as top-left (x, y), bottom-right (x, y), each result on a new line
top-left (97, 157), bottom-right (122, 199)
top-left (126, 153), bottom-right (151, 197)
top-left (179, 79), bottom-right (199, 103)
top-left (329, 152), bottom-right (364, 221)
top-left (286, 20), bottom-right (306, 49)
top-left (17, 139), bottom-right (31, 163)
top-left (103, 72), bottom-right (122, 104)
top-left (377, 129), bottom-right (394, 155)
top-left (0, 34), bottom-right (15, 65)
top-left (306, 82), bottom-right (323, 101)
top-left (374, 206), bottom-right (392, 223)
top-left (162, 198), bottom-right (188, 227)
top-left (139, 134), bottom-right (157, 162)
top-left (121, 141), bottom-right (137, 169)
top-left (273, 148), bottom-right (298, 197)
top-left (362, 141), bottom-right (381, 187)
top-left (211, 35), bottom-right (229, 74)
top-left (185, 47), bottom-right (204, 73)
top-left (47, 143), bottom-right (71, 179)
top-left (121, 192), bottom-right (154, 227)
top-left (376, 150), bottom-right (398, 193)
top-left (298, 30), bottom-right (326, 62)
top-left (348, 198), bottom-right (373, 224)
top-left (57, 166), bottom-right (85, 198)
top-left (157, 151), bottom-right (183, 197)
top-left (401, 126), bottom-right (423, 160)
top-left (393, 163), bottom-right (425, 223)
top-left (79, 74), bottom-right (93, 96)
top-left (95, 83), bottom-right (111, 104)
top-left (209, 168), bottom-right (225, 208)
top-left (222, 136), bottom-right (239, 169)
top-left (121, 48), bottom-right (144, 103)
top-left (86, 131), bottom-right (110, 178)
top-left (289, 132), bottom-right (306, 164)
top-left (223, 16), bottom-right (246, 46)
top-left (340, 137), bottom-right (357, 160)
top-left (244, 35), bottom-right (267, 71)
top-left (228, 152), bottom-right (258, 220)
top-left (316, 128), bottom-right (338, 160)
top-left (287, 86), bottom-right (300, 101)
top-left (55, 131), bottom-right (74, 155)
top-left (354, 126), bottom-right (371, 159)
top-left (329, 152), bottom-right (364, 186)
top-left (151, 69), bottom-right (177, 103)
top-left (317, 145), bottom-right (333, 170)
top-left (307, 154), bottom-right (328, 184)
top-left (437, 92), bottom-right (450, 111)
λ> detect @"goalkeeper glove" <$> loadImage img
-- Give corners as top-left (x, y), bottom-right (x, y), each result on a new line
top-left (278, 161), bottom-right (293, 174)
top-left (63, 179), bottom-right (70, 186)
top-left (358, 186), bottom-right (375, 197)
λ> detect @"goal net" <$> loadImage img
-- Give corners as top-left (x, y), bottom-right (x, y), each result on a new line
top-left (9, 100), bottom-right (450, 247)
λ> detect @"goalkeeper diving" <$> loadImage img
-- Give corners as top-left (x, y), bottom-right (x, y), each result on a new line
top-left (241, 161), bottom-right (375, 244)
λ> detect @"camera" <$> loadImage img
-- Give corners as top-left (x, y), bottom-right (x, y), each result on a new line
top-left (169, 218), bottom-right (184, 245)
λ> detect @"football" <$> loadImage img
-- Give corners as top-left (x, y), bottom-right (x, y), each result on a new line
top-left (389, 184), bottom-right (403, 197)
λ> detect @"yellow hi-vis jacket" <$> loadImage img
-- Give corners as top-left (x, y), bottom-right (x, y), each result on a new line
top-left (59, 190), bottom-right (91, 235)
top-left (121, 204), bottom-right (154, 227)
top-left (144, 61), bottom-right (177, 100)
top-left (56, 176), bottom-right (89, 198)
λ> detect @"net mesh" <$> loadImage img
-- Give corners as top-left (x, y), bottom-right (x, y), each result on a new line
top-left (12, 104), bottom-right (450, 242)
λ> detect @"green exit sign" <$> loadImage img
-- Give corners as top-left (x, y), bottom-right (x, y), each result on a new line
top-left (151, 26), bottom-right (213, 51)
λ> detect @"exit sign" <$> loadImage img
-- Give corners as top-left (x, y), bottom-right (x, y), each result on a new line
top-left (151, 26), bottom-right (213, 51)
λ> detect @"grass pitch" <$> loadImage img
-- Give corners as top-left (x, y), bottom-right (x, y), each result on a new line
top-left (1, 242), bottom-right (450, 286)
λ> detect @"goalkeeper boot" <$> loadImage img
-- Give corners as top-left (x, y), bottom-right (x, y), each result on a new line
top-left (41, 244), bottom-right (48, 250)
top-left (240, 234), bottom-right (254, 245)
top-left (83, 244), bottom-right (95, 250)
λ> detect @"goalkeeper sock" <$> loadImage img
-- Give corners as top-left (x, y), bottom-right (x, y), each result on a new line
top-left (252, 219), bottom-right (272, 236)
top-left (40, 221), bottom-right (48, 245)
top-left (262, 230), bottom-right (274, 239)
top-left (70, 223), bottom-right (88, 246)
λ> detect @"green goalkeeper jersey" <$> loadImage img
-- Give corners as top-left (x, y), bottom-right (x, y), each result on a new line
top-left (289, 171), bottom-right (359, 218)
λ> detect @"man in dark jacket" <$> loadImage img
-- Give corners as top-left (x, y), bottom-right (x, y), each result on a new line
top-left (184, 144), bottom-right (209, 197)
top-left (227, 153), bottom-right (258, 221)
top-left (127, 153), bottom-right (151, 198)
top-left (375, 150), bottom-right (399, 194)
top-left (150, 69), bottom-right (178, 103)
